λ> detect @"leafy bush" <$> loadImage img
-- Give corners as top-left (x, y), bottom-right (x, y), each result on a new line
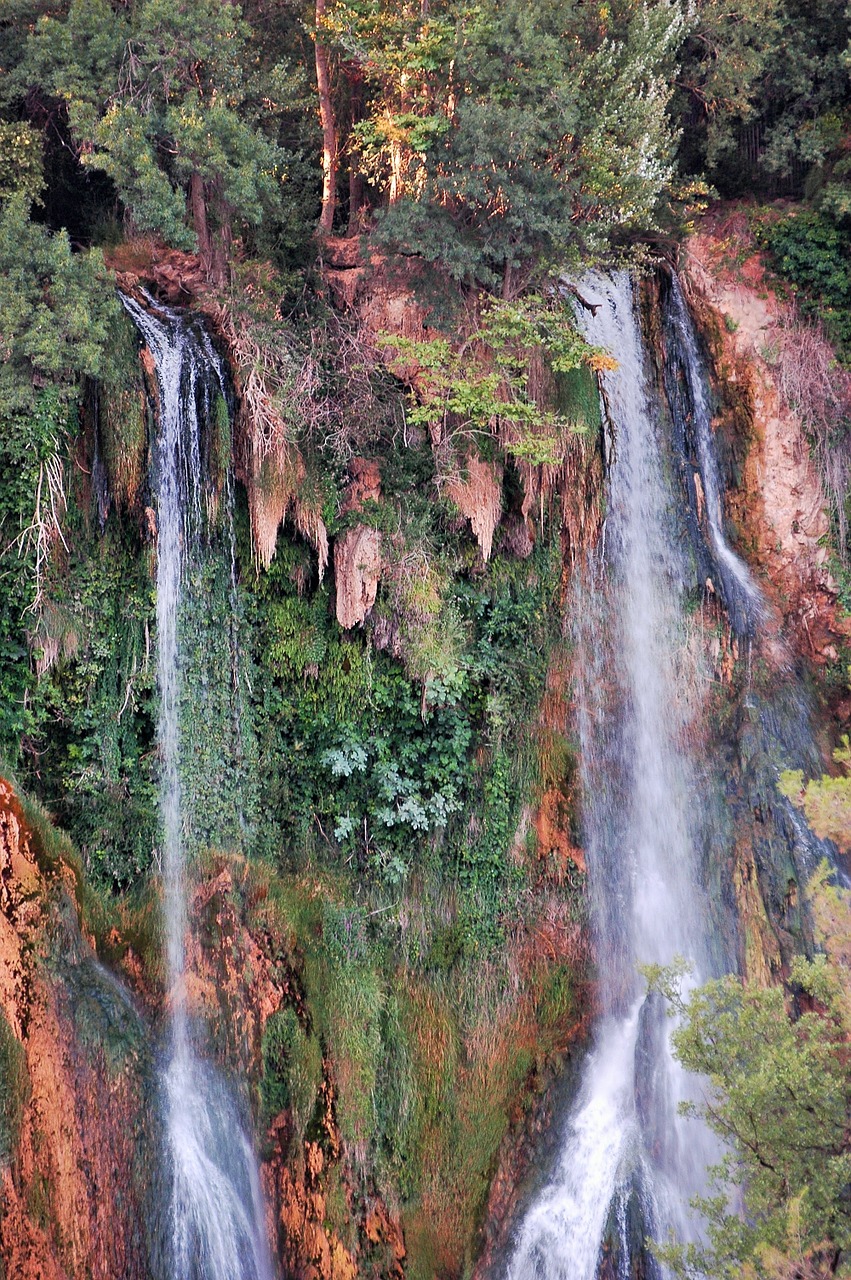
top-left (649, 867), bottom-right (851, 1278)
top-left (760, 211), bottom-right (851, 360)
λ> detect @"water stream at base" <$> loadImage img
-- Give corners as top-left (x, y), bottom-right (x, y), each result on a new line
top-left (506, 272), bottom-right (737, 1280)
top-left (122, 295), bottom-right (273, 1280)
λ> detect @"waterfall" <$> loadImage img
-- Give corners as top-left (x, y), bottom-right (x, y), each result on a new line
top-left (664, 276), bottom-right (764, 637)
top-left (506, 273), bottom-right (720, 1280)
top-left (121, 295), bottom-right (273, 1280)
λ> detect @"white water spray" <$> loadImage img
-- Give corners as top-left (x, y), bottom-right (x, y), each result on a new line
top-left (122, 295), bottom-right (273, 1280)
top-left (507, 273), bottom-right (719, 1280)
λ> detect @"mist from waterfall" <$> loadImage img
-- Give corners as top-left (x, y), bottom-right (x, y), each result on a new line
top-left (506, 273), bottom-right (722, 1280)
top-left (121, 295), bottom-right (273, 1280)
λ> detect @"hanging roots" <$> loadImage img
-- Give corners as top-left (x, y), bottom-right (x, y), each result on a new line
top-left (211, 300), bottom-right (329, 576)
top-left (17, 449), bottom-right (69, 619)
top-left (776, 307), bottom-right (851, 562)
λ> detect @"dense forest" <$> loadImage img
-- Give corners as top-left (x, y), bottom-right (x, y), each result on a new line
top-left (1, 2), bottom-right (851, 1278)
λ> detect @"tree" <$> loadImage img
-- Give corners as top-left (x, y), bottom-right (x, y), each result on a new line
top-left (374, 0), bottom-right (689, 295)
top-left (780, 739), bottom-right (851, 857)
top-left (16, 0), bottom-right (290, 281)
top-left (0, 193), bottom-right (116, 414)
top-left (677, 0), bottom-right (851, 204)
top-left (314, 0), bottom-right (338, 231)
top-left (647, 870), bottom-right (851, 1279)
top-left (322, 0), bottom-right (455, 211)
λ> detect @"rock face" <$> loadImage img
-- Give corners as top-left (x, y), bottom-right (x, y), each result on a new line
top-left (335, 526), bottom-right (383, 629)
top-left (335, 459), bottom-right (384, 629)
top-left (0, 779), bottom-right (152, 1280)
top-left (180, 859), bottom-right (406, 1280)
top-left (683, 217), bottom-right (851, 664)
top-left (0, 790), bottom-right (408, 1280)
top-left (447, 457), bottom-right (504, 563)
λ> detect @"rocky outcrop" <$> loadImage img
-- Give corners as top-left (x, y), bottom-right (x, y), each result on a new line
top-left (683, 214), bottom-right (851, 663)
top-left (108, 243), bottom-right (210, 304)
top-left (0, 780), bottom-right (152, 1280)
top-left (0, 782), bottom-right (409, 1280)
top-left (447, 457), bottom-right (504, 563)
top-left (335, 459), bottom-right (384, 629)
top-left (335, 526), bottom-right (383, 629)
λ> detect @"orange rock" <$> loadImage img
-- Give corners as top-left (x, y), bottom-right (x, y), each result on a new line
top-left (340, 458), bottom-right (381, 517)
top-left (447, 456), bottom-right (504, 562)
top-left (334, 525), bottom-right (383, 629)
top-left (684, 221), bottom-right (849, 666)
top-left (0, 778), bottom-right (150, 1280)
top-left (533, 788), bottom-right (585, 874)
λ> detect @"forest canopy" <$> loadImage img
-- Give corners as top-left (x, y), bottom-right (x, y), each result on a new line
top-left (1, 0), bottom-right (845, 295)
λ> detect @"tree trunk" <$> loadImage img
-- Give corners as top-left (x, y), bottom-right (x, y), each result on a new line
top-left (190, 172), bottom-right (230, 287)
top-left (347, 77), bottom-right (365, 234)
top-left (348, 167), bottom-right (365, 234)
top-left (315, 0), bottom-right (337, 233)
top-left (190, 170), bottom-right (213, 273)
top-left (209, 177), bottom-right (232, 288)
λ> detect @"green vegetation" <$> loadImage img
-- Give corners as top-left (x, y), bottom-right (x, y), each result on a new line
top-left (1, 0), bottom-right (851, 1272)
top-left (0, 1008), bottom-right (29, 1165)
top-left (780, 738), bottom-right (851, 855)
top-left (759, 210), bottom-right (851, 361)
top-left (354, 0), bottom-right (688, 290)
top-left (380, 293), bottom-right (616, 468)
top-left (254, 862), bottom-right (587, 1271)
top-left (647, 867), bottom-right (851, 1279)
top-left (251, 514), bottom-right (562, 943)
top-left (678, 0), bottom-right (851, 208)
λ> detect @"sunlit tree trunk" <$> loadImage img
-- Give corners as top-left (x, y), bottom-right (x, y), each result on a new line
top-left (347, 76), bottom-right (365, 233)
top-left (315, 0), bottom-right (338, 233)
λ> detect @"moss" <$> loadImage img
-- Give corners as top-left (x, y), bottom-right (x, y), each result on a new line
top-left (208, 389), bottom-right (232, 496)
top-left (98, 308), bottom-right (148, 509)
top-left (556, 363), bottom-right (602, 433)
top-left (0, 1007), bottom-right (29, 1164)
top-left (13, 787), bottom-right (123, 953)
top-left (260, 1006), bottom-right (323, 1142)
top-left (117, 881), bottom-right (166, 986)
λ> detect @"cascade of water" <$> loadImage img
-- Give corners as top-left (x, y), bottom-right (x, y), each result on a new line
top-left (663, 280), bottom-right (844, 893)
top-left (506, 273), bottom-right (718, 1280)
top-left (121, 294), bottom-right (273, 1280)
top-left (665, 277), bottom-right (765, 636)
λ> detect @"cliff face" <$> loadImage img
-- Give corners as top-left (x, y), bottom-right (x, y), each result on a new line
top-left (177, 859), bottom-right (405, 1280)
top-left (3, 218), bottom-right (847, 1280)
top-left (678, 227), bottom-right (849, 978)
top-left (0, 800), bottom-right (406, 1280)
top-left (0, 779), bottom-right (153, 1280)
top-left (683, 214), bottom-right (851, 667)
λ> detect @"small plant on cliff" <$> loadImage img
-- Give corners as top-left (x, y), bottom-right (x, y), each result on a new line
top-left (647, 866), bottom-right (851, 1279)
top-left (0, 1007), bottom-right (29, 1165)
top-left (379, 292), bottom-right (615, 475)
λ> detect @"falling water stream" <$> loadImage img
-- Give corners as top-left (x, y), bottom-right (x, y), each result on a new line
top-left (506, 272), bottom-right (757, 1279)
top-left (666, 277), bottom-right (765, 637)
top-left (121, 295), bottom-right (273, 1280)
